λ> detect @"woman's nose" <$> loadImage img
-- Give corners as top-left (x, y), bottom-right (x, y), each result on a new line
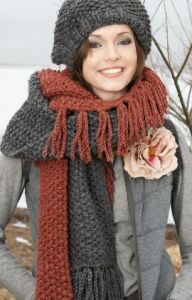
top-left (104, 45), bottom-right (121, 61)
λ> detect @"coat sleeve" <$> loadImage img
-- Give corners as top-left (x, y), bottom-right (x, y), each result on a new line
top-left (168, 124), bottom-right (192, 300)
top-left (0, 152), bottom-right (35, 300)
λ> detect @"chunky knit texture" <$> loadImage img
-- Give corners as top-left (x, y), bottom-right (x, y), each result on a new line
top-left (34, 160), bottom-right (74, 299)
top-left (1, 67), bottom-right (168, 299)
top-left (39, 67), bottom-right (168, 163)
top-left (51, 0), bottom-right (151, 69)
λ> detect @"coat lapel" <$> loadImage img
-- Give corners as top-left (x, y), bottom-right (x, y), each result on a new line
top-left (121, 157), bottom-right (173, 300)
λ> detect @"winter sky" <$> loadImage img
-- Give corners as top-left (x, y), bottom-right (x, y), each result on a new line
top-left (0, 0), bottom-right (191, 67)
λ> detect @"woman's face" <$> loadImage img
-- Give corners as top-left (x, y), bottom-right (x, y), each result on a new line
top-left (82, 24), bottom-right (137, 101)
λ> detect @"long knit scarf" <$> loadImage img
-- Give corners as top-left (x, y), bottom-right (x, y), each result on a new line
top-left (1, 67), bottom-right (168, 300)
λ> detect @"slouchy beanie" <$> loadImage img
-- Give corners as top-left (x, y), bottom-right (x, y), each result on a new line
top-left (51, 0), bottom-right (151, 69)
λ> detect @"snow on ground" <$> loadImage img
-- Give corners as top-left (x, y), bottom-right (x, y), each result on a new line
top-left (12, 221), bottom-right (27, 228)
top-left (0, 64), bottom-right (188, 223)
top-left (15, 236), bottom-right (31, 246)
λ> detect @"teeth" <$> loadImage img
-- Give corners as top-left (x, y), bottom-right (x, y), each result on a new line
top-left (101, 68), bottom-right (122, 74)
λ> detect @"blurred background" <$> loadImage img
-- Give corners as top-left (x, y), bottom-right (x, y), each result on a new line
top-left (0, 0), bottom-right (191, 299)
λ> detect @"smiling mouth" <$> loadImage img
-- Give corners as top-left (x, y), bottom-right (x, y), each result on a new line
top-left (99, 68), bottom-right (124, 78)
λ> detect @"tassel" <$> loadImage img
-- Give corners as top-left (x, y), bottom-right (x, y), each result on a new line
top-left (147, 68), bottom-right (167, 101)
top-left (103, 159), bottom-right (115, 208)
top-left (131, 90), bottom-right (148, 142)
top-left (72, 265), bottom-right (124, 300)
top-left (116, 103), bottom-right (129, 156)
top-left (145, 83), bottom-right (163, 126)
top-left (149, 85), bottom-right (168, 122)
top-left (139, 89), bottom-right (151, 130)
top-left (139, 86), bottom-right (156, 128)
top-left (128, 99), bottom-right (141, 144)
top-left (97, 111), bottom-right (113, 161)
top-left (71, 111), bottom-right (92, 163)
top-left (42, 109), bottom-right (67, 159)
top-left (126, 100), bottom-right (134, 145)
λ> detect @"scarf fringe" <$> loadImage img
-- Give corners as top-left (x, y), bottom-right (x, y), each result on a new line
top-left (42, 97), bottom-right (166, 162)
top-left (103, 159), bottom-right (115, 207)
top-left (42, 109), bottom-right (68, 159)
top-left (116, 103), bottom-right (129, 156)
top-left (73, 265), bottom-right (124, 300)
top-left (71, 111), bottom-right (92, 163)
top-left (39, 67), bottom-right (168, 163)
top-left (97, 111), bottom-right (113, 161)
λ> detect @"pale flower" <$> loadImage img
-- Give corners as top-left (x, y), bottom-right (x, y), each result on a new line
top-left (123, 127), bottom-right (178, 179)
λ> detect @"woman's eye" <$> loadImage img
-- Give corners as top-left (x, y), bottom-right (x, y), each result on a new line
top-left (89, 42), bottom-right (101, 48)
top-left (89, 39), bottom-right (132, 48)
top-left (119, 39), bottom-right (132, 45)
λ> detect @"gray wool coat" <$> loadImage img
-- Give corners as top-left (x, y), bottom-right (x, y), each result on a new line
top-left (0, 119), bottom-right (192, 300)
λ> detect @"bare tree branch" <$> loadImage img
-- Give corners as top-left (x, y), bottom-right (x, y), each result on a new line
top-left (187, 0), bottom-right (192, 25)
top-left (153, 24), bottom-right (164, 35)
top-left (187, 85), bottom-right (192, 110)
top-left (152, 36), bottom-right (190, 126)
top-left (151, 0), bottom-right (192, 140)
top-left (167, 19), bottom-right (188, 49)
top-left (176, 44), bottom-right (192, 80)
top-left (169, 97), bottom-right (184, 115)
top-left (168, 111), bottom-right (187, 123)
top-left (151, 0), bottom-right (164, 22)
top-left (163, 0), bottom-right (171, 65)
top-left (169, 102), bottom-right (185, 119)
top-left (152, 36), bottom-right (175, 76)
top-left (170, 0), bottom-right (191, 42)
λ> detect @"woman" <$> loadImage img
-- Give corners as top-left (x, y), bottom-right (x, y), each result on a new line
top-left (0, 0), bottom-right (192, 300)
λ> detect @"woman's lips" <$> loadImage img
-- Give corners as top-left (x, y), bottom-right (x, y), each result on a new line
top-left (99, 67), bottom-right (124, 78)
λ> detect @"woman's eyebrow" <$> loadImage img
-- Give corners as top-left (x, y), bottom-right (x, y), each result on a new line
top-left (89, 32), bottom-right (132, 38)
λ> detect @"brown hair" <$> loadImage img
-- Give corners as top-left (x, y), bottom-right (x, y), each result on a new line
top-left (71, 32), bottom-right (146, 93)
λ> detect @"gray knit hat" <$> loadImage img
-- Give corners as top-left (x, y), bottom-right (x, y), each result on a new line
top-left (51, 0), bottom-right (151, 70)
